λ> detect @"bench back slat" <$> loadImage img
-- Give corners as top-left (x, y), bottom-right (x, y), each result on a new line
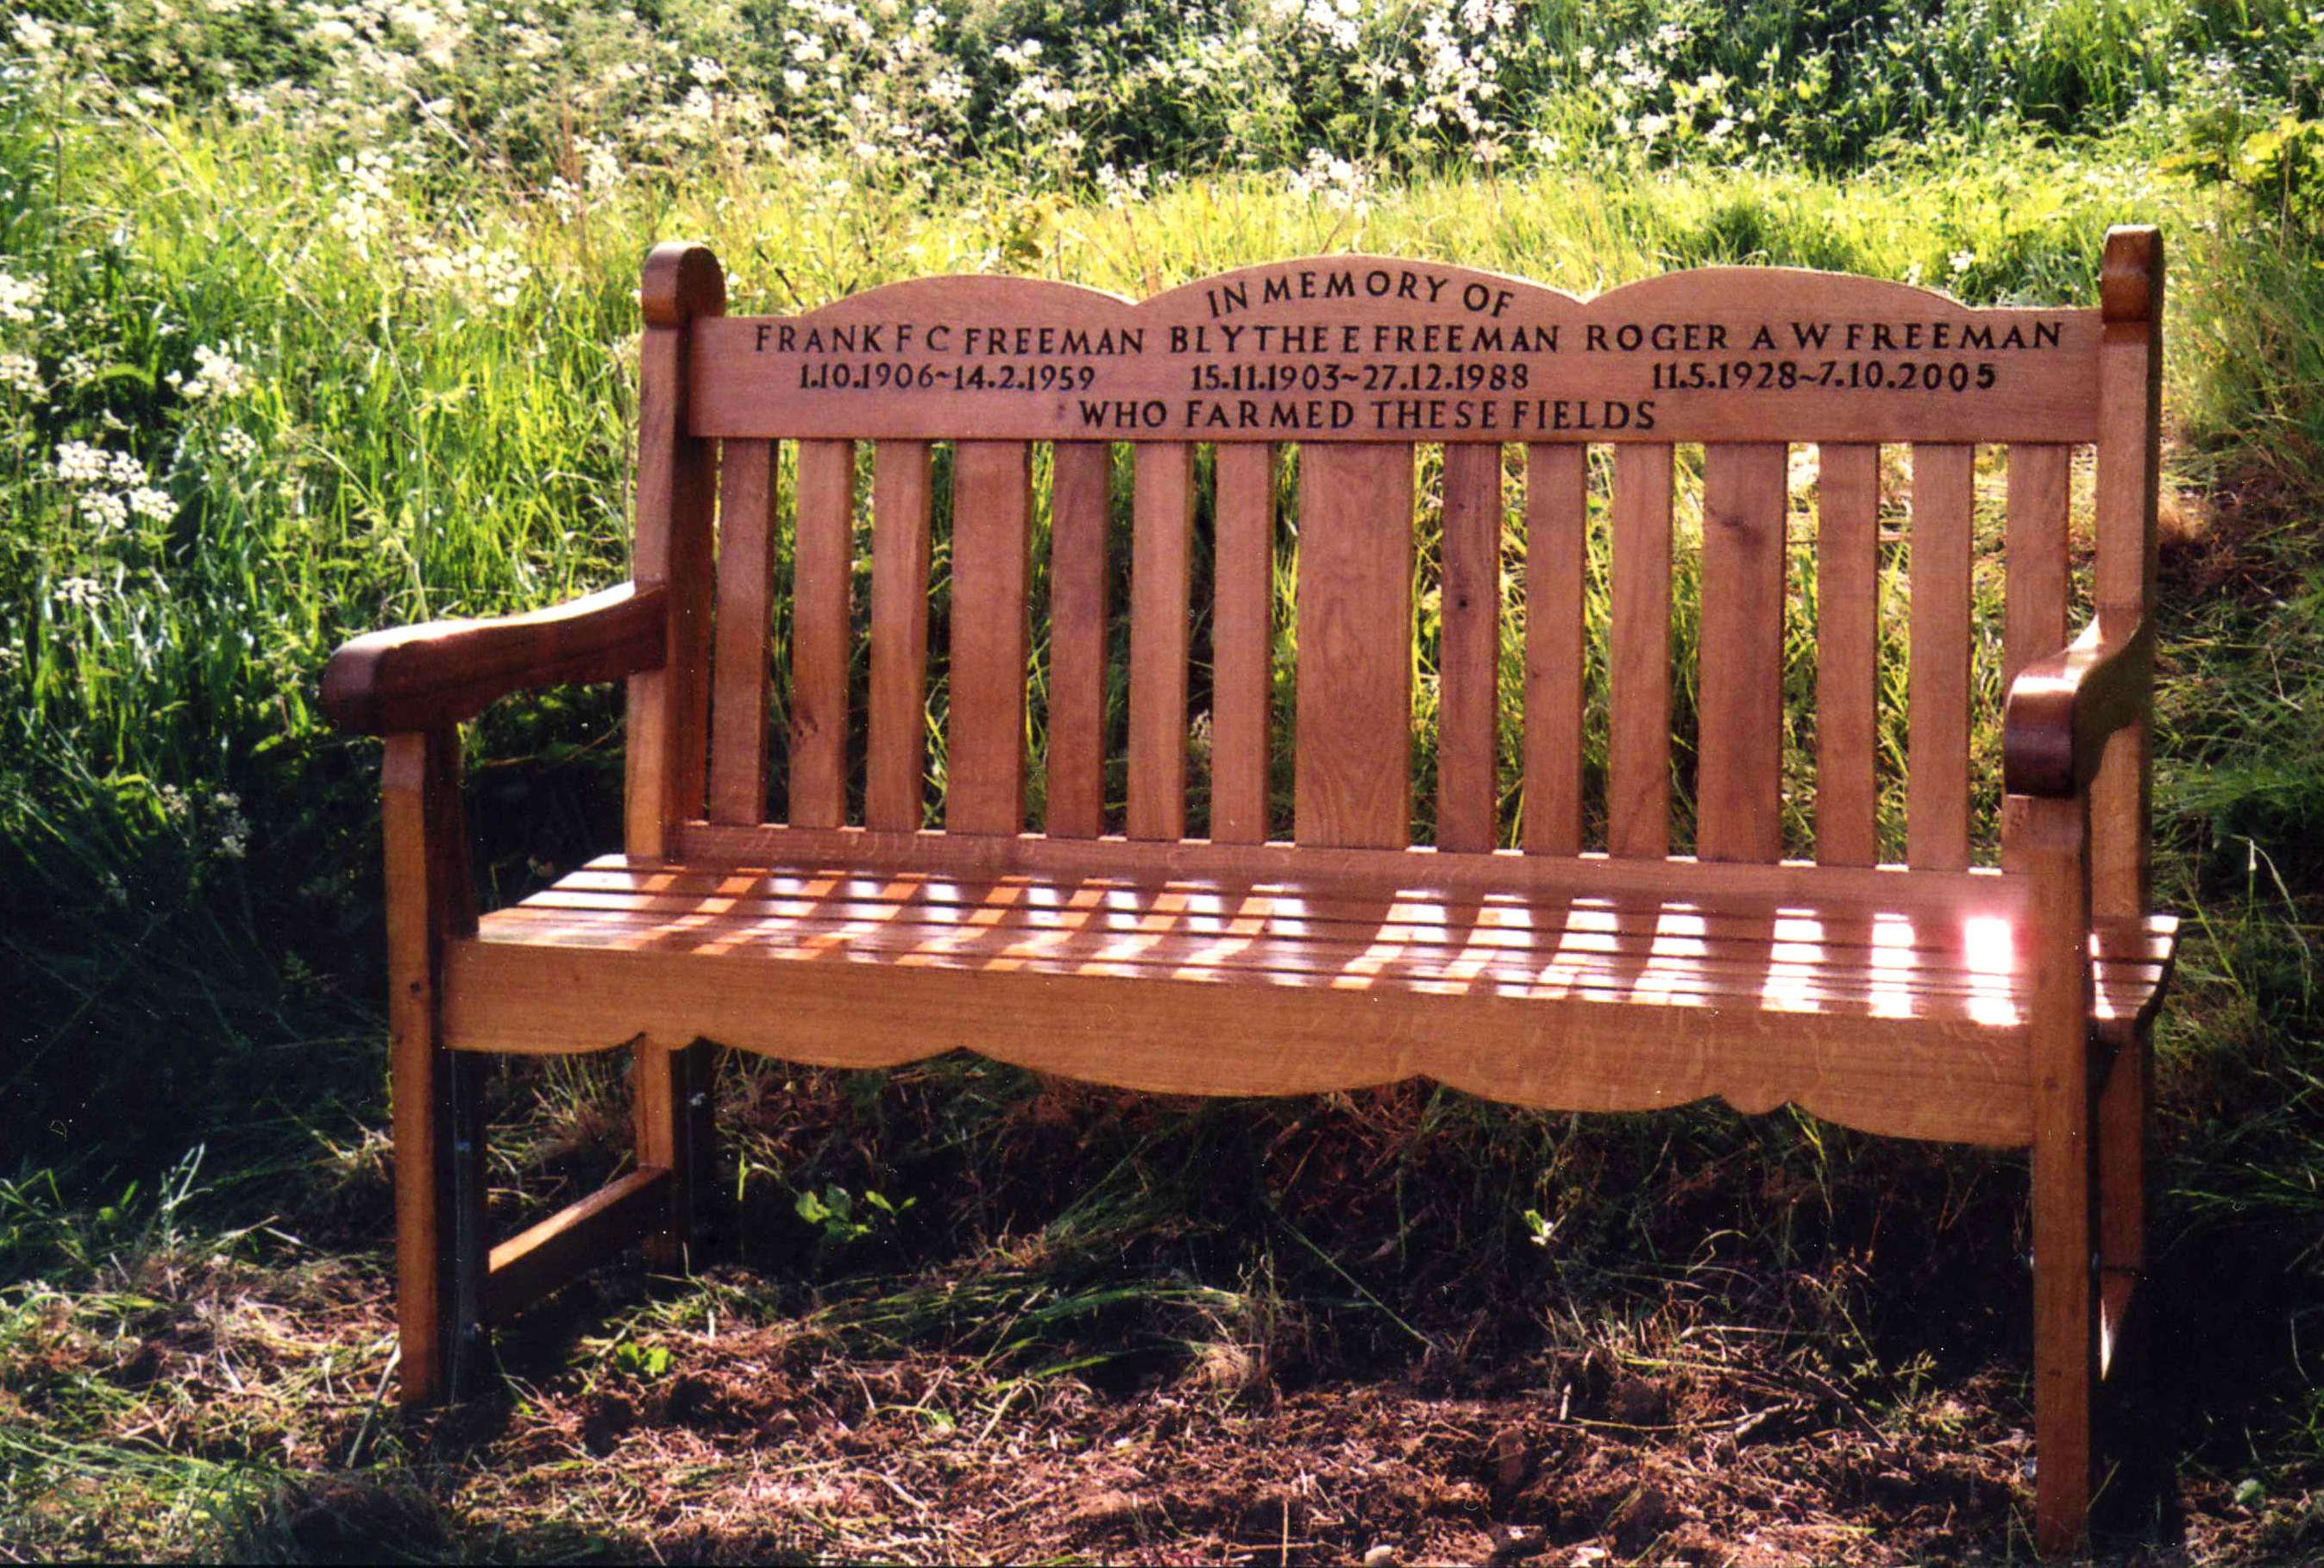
top-left (707, 438), bottom-right (778, 826)
top-left (787, 439), bottom-right (856, 831)
top-left (1906, 442), bottom-right (1976, 872)
top-left (946, 441), bottom-right (1035, 835)
top-left (1296, 443), bottom-right (1417, 849)
top-left (1044, 441), bottom-right (1114, 839)
top-left (1211, 442), bottom-right (1279, 844)
top-left (1696, 442), bottom-right (1791, 862)
top-left (1127, 442), bottom-right (1197, 841)
top-left (1813, 442), bottom-right (1882, 868)
top-left (1607, 444), bottom-right (1675, 860)
top-left (866, 439), bottom-right (934, 831)
top-left (1435, 443), bottom-right (1505, 853)
top-left (2004, 444), bottom-right (2073, 687)
top-left (1521, 443), bottom-right (1588, 856)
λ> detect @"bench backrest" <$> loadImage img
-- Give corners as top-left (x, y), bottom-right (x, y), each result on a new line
top-left (626, 233), bottom-right (2160, 917)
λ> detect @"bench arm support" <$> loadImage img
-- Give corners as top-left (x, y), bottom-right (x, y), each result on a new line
top-left (2001, 616), bottom-right (2151, 800)
top-left (321, 582), bottom-right (668, 736)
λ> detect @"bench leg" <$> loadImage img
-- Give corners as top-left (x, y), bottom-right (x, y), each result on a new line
top-left (2095, 1032), bottom-right (2150, 1376)
top-left (2019, 793), bottom-right (2099, 1557)
top-left (634, 1038), bottom-right (715, 1270)
top-left (385, 728), bottom-right (487, 1406)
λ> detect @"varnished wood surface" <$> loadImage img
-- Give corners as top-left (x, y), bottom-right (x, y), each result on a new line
top-left (1436, 443), bottom-right (1504, 852)
top-left (443, 875), bottom-right (2164, 1151)
top-left (1521, 444), bottom-right (1587, 856)
top-left (945, 442), bottom-right (1035, 835)
top-left (865, 440), bottom-right (934, 831)
top-left (1696, 443), bottom-right (1789, 862)
top-left (1906, 442), bottom-right (1975, 872)
top-left (323, 583), bottom-right (668, 737)
top-left (688, 263), bottom-right (2104, 445)
top-left (482, 1166), bottom-right (670, 1324)
top-left (1296, 443), bottom-right (1415, 849)
top-left (707, 439), bottom-right (778, 825)
top-left (1044, 442), bottom-right (1114, 838)
top-left (788, 439), bottom-right (856, 830)
top-left (1127, 443), bottom-right (1195, 840)
top-left (1210, 443), bottom-right (1278, 844)
top-left (1814, 443), bottom-right (1881, 867)
top-left (1607, 445), bottom-right (1674, 859)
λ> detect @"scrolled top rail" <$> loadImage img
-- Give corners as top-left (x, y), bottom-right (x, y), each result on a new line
top-left (681, 254), bottom-right (2106, 446)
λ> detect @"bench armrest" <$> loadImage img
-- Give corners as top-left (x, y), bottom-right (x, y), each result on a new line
top-left (321, 582), bottom-right (668, 735)
top-left (2001, 616), bottom-right (2152, 799)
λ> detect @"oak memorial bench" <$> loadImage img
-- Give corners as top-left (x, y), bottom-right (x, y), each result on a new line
top-left (323, 229), bottom-right (2176, 1554)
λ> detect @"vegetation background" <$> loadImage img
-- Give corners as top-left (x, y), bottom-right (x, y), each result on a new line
top-left (3, 0), bottom-right (2322, 1559)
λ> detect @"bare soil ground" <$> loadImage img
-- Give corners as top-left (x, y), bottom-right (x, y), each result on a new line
top-left (6, 1067), bottom-right (2320, 1565)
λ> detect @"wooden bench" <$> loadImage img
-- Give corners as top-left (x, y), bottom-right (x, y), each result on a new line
top-left (322, 230), bottom-right (2176, 1553)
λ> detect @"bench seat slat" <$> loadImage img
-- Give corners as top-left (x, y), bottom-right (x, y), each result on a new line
top-left (472, 857), bottom-right (2173, 1048)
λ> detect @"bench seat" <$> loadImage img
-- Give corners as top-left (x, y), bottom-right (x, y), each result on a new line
top-left (443, 850), bottom-right (2175, 1148)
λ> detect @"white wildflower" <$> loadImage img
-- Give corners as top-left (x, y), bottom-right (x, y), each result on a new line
top-left (0, 270), bottom-right (45, 324)
top-left (217, 427), bottom-right (260, 462)
top-left (54, 441), bottom-right (109, 486)
top-left (177, 344), bottom-right (253, 402)
top-left (129, 486), bottom-right (175, 523)
top-left (0, 353), bottom-right (40, 398)
top-left (106, 450), bottom-right (147, 486)
top-left (53, 575), bottom-right (105, 609)
top-left (79, 491), bottom-right (129, 532)
top-left (1949, 248), bottom-right (1975, 275)
top-left (11, 15), bottom-right (57, 52)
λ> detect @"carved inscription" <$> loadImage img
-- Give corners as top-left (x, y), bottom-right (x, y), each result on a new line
top-left (689, 259), bottom-right (2103, 443)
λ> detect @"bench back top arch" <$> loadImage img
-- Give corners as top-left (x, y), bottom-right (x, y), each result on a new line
top-left (626, 233), bottom-right (2160, 919)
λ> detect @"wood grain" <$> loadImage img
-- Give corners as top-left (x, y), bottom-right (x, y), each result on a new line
top-left (865, 440), bottom-right (933, 831)
top-left (1296, 443), bottom-right (1415, 849)
top-left (444, 935), bottom-right (2042, 1147)
top-left (482, 1167), bottom-right (670, 1324)
top-left (321, 583), bottom-right (669, 737)
top-left (946, 441), bottom-right (1034, 836)
top-left (1211, 442), bottom-right (1278, 844)
top-left (626, 298), bottom-right (720, 859)
top-left (788, 439), bottom-right (855, 830)
top-left (688, 265), bottom-right (2103, 446)
top-left (1436, 442), bottom-right (1504, 852)
top-left (385, 727), bottom-right (481, 1404)
top-left (2091, 228), bottom-right (2163, 921)
top-left (1522, 444), bottom-right (1587, 856)
top-left (1044, 442), bottom-right (1114, 838)
top-left (1608, 445), bottom-right (1674, 859)
top-left (1814, 443), bottom-right (1881, 867)
top-left (1127, 442), bottom-right (1196, 841)
top-left (707, 438), bottom-right (778, 825)
top-left (2017, 791), bottom-right (2096, 1555)
top-left (1696, 443), bottom-right (1789, 862)
top-left (1906, 443), bottom-right (1975, 871)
